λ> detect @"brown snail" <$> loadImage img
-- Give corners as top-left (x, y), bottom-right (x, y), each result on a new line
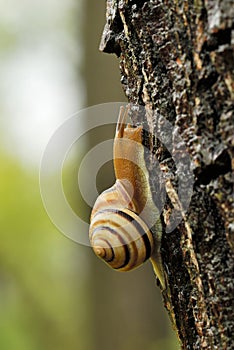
top-left (89, 106), bottom-right (165, 288)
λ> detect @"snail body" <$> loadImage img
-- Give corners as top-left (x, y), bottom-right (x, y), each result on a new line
top-left (89, 106), bottom-right (165, 288)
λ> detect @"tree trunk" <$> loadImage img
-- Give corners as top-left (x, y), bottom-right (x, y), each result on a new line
top-left (100, 1), bottom-right (234, 349)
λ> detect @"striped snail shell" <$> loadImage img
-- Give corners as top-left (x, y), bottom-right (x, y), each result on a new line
top-left (89, 180), bottom-right (155, 271)
top-left (89, 106), bottom-right (165, 288)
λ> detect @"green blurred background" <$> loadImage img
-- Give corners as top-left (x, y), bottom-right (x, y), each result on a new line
top-left (0, 1), bottom-right (179, 349)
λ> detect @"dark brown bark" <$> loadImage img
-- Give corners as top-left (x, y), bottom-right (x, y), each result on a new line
top-left (100, 1), bottom-right (234, 349)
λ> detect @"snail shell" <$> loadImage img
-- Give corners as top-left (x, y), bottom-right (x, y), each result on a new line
top-left (89, 180), bottom-right (155, 271)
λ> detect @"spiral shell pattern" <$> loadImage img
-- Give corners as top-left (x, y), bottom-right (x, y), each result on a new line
top-left (89, 206), bottom-right (155, 271)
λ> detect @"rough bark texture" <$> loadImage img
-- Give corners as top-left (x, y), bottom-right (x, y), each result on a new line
top-left (100, 1), bottom-right (234, 349)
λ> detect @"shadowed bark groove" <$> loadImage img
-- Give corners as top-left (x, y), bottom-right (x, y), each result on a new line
top-left (100, 1), bottom-right (234, 349)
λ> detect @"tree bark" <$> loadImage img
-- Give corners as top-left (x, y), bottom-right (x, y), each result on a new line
top-left (100, 1), bottom-right (234, 349)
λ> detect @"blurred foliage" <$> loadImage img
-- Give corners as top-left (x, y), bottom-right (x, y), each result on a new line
top-left (0, 151), bottom-right (91, 350)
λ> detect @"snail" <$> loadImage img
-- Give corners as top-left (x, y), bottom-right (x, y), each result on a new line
top-left (89, 106), bottom-right (165, 288)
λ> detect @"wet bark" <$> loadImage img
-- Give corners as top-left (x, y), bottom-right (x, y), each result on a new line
top-left (100, 1), bottom-right (234, 349)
